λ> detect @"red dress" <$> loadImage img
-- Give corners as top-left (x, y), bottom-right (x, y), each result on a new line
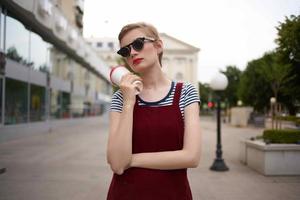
top-left (107, 82), bottom-right (193, 200)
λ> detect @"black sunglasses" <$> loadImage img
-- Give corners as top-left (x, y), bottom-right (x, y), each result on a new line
top-left (117, 37), bottom-right (156, 57)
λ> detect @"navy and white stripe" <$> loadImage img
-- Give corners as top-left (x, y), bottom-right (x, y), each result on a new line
top-left (110, 81), bottom-right (200, 119)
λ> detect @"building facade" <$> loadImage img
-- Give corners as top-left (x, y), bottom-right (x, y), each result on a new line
top-left (0, 0), bottom-right (112, 141)
top-left (86, 33), bottom-right (200, 90)
top-left (86, 37), bottom-right (120, 68)
top-left (160, 33), bottom-right (200, 90)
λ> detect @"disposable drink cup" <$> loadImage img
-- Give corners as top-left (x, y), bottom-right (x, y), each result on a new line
top-left (110, 66), bottom-right (143, 95)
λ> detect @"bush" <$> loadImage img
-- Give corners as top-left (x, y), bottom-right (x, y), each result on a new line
top-left (276, 116), bottom-right (300, 126)
top-left (263, 129), bottom-right (300, 144)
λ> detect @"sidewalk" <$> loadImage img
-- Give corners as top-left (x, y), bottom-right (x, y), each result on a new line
top-left (0, 114), bottom-right (299, 200)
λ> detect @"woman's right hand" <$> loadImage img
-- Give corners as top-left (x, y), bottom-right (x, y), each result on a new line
top-left (119, 73), bottom-right (142, 106)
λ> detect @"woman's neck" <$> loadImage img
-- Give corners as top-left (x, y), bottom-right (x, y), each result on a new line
top-left (140, 66), bottom-right (170, 89)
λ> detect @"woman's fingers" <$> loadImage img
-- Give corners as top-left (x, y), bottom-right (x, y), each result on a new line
top-left (119, 73), bottom-right (142, 103)
top-left (121, 73), bottom-right (142, 85)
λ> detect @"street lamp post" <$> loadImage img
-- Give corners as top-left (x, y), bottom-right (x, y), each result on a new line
top-left (270, 97), bottom-right (276, 129)
top-left (210, 72), bottom-right (229, 172)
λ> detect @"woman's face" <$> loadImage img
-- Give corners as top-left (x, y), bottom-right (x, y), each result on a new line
top-left (119, 28), bottom-right (161, 73)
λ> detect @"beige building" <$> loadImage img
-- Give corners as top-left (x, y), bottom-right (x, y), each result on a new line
top-left (56, 0), bottom-right (84, 33)
top-left (86, 37), bottom-right (120, 68)
top-left (160, 33), bottom-right (200, 90)
top-left (86, 33), bottom-right (200, 90)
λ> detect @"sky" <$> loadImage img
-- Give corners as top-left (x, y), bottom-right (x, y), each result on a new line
top-left (83, 0), bottom-right (300, 83)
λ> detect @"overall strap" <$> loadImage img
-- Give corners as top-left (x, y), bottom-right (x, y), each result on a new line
top-left (173, 82), bottom-right (183, 106)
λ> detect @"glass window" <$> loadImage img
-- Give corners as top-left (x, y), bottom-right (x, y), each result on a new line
top-left (0, 50), bottom-right (5, 75)
top-left (5, 78), bottom-right (28, 124)
top-left (97, 42), bottom-right (102, 48)
top-left (108, 42), bottom-right (114, 49)
top-left (0, 77), bottom-right (2, 124)
top-left (30, 84), bottom-right (45, 122)
top-left (49, 47), bottom-right (70, 80)
top-left (6, 15), bottom-right (30, 67)
top-left (30, 31), bottom-right (51, 72)
top-left (61, 92), bottom-right (70, 118)
top-left (50, 90), bottom-right (70, 119)
top-left (0, 6), bottom-right (5, 51)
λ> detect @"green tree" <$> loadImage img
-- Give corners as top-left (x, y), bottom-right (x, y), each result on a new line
top-left (276, 15), bottom-right (300, 64)
top-left (198, 82), bottom-right (210, 108)
top-left (275, 14), bottom-right (300, 114)
top-left (238, 52), bottom-right (294, 113)
top-left (258, 52), bottom-right (293, 101)
top-left (237, 59), bottom-right (272, 112)
top-left (220, 66), bottom-right (242, 107)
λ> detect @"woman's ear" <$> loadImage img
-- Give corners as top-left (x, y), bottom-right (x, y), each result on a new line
top-left (154, 39), bottom-right (163, 54)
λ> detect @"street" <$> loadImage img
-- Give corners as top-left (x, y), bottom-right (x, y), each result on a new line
top-left (0, 114), bottom-right (299, 200)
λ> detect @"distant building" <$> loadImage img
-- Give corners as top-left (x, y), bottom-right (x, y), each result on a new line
top-left (86, 37), bottom-right (120, 68)
top-left (86, 33), bottom-right (200, 90)
top-left (0, 0), bottom-right (112, 141)
top-left (160, 33), bottom-right (200, 90)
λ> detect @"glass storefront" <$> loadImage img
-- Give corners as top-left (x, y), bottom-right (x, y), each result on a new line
top-left (0, 7), bottom-right (5, 51)
top-left (5, 15), bottom-right (30, 67)
top-left (50, 90), bottom-right (71, 119)
top-left (0, 6), bottom-right (110, 127)
top-left (30, 84), bottom-right (45, 122)
top-left (61, 92), bottom-right (70, 118)
top-left (30, 31), bottom-right (51, 72)
top-left (5, 14), bottom-right (52, 73)
top-left (0, 77), bottom-right (2, 124)
top-left (5, 78), bottom-right (28, 124)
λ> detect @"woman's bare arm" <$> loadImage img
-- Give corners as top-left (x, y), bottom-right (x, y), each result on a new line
top-left (106, 74), bottom-right (141, 175)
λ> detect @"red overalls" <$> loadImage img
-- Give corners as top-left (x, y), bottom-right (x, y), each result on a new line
top-left (107, 82), bottom-right (193, 200)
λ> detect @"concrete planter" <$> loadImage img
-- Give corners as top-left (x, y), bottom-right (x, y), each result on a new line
top-left (240, 140), bottom-right (300, 175)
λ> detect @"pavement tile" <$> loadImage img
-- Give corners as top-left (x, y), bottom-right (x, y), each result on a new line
top-left (0, 114), bottom-right (299, 200)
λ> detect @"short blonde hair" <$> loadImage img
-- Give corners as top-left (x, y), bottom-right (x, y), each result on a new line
top-left (118, 22), bottom-right (163, 66)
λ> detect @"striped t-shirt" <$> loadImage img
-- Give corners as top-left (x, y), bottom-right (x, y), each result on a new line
top-left (110, 81), bottom-right (200, 119)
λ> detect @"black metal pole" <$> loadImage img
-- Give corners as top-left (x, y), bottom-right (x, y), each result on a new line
top-left (210, 95), bottom-right (229, 171)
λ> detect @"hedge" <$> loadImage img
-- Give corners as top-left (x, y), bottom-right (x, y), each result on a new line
top-left (276, 116), bottom-right (300, 126)
top-left (263, 129), bottom-right (300, 144)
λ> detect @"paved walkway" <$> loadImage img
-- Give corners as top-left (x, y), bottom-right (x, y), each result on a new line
top-left (0, 114), bottom-right (299, 200)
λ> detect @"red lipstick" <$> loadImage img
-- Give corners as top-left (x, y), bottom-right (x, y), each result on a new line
top-left (133, 58), bottom-right (143, 65)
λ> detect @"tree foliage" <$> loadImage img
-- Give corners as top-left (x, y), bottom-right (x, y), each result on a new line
top-left (275, 15), bottom-right (300, 114)
top-left (220, 66), bottom-right (242, 107)
top-left (198, 82), bottom-right (210, 108)
top-left (238, 58), bottom-right (272, 112)
top-left (257, 52), bottom-right (293, 100)
top-left (237, 15), bottom-right (300, 114)
top-left (275, 15), bottom-right (300, 63)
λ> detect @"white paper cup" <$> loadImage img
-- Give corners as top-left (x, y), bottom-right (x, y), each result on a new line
top-left (109, 66), bottom-right (143, 95)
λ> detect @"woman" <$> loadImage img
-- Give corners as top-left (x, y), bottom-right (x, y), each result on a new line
top-left (107, 22), bottom-right (201, 200)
